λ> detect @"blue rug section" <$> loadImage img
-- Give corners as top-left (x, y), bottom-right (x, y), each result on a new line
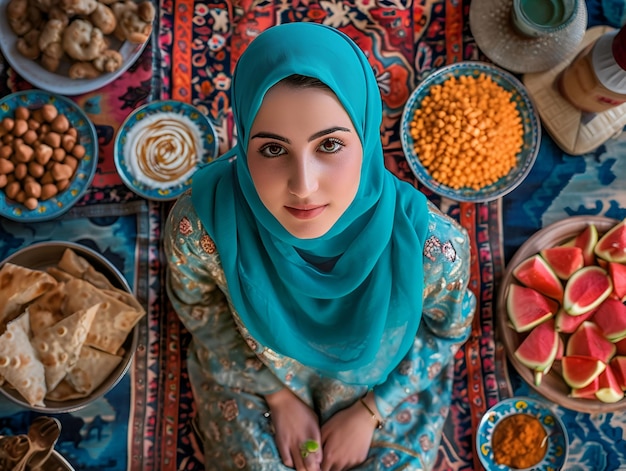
top-left (0, 204), bottom-right (147, 471)
top-left (501, 4), bottom-right (626, 469)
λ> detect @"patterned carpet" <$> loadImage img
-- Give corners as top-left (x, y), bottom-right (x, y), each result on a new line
top-left (1, 0), bottom-right (626, 470)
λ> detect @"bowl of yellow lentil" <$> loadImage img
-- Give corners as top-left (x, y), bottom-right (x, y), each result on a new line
top-left (400, 61), bottom-right (540, 202)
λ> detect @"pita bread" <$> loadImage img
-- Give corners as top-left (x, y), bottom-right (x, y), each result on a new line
top-left (32, 303), bottom-right (99, 391)
top-left (27, 283), bottom-right (68, 336)
top-left (63, 279), bottom-right (144, 355)
top-left (28, 307), bottom-right (65, 338)
top-left (0, 263), bottom-right (57, 330)
top-left (0, 313), bottom-right (46, 407)
top-left (57, 248), bottom-right (116, 291)
top-left (46, 267), bottom-right (76, 284)
top-left (101, 287), bottom-right (144, 313)
top-left (65, 345), bottom-right (123, 396)
top-left (45, 378), bottom-right (85, 401)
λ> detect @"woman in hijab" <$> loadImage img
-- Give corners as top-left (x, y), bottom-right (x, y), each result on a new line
top-left (164, 22), bottom-right (475, 471)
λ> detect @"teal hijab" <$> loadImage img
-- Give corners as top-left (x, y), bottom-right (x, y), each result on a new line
top-left (192, 22), bottom-right (429, 385)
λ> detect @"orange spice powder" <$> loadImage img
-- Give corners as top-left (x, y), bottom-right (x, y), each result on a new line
top-left (492, 414), bottom-right (548, 469)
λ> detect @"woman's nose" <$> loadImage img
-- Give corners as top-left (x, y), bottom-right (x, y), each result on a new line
top-left (288, 155), bottom-right (319, 197)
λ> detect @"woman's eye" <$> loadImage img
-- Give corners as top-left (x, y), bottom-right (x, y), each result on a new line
top-left (318, 138), bottom-right (343, 153)
top-left (259, 143), bottom-right (286, 158)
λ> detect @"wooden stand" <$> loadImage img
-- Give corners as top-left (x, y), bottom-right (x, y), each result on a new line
top-left (523, 26), bottom-right (626, 155)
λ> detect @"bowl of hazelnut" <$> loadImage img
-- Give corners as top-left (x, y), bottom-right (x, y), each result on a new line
top-left (0, 89), bottom-right (98, 222)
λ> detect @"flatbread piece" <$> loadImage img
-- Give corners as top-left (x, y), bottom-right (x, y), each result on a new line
top-left (32, 303), bottom-right (99, 391)
top-left (0, 263), bottom-right (57, 330)
top-left (0, 313), bottom-right (46, 407)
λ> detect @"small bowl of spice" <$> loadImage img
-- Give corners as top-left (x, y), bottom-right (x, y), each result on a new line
top-left (114, 100), bottom-right (219, 201)
top-left (476, 396), bottom-right (568, 470)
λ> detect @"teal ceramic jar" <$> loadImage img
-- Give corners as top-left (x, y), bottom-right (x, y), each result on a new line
top-left (511, 0), bottom-right (578, 38)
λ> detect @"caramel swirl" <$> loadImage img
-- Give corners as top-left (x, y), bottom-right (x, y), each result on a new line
top-left (125, 112), bottom-right (203, 188)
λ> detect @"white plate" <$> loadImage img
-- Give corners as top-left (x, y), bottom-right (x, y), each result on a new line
top-left (0, 0), bottom-right (148, 95)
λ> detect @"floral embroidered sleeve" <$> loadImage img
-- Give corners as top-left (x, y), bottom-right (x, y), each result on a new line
top-left (164, 190), bottom-right (284, 395)
top-left (373, 203), bottom-right (476, 417)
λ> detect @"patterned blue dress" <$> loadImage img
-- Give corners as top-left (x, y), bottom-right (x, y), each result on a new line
top-left (164, 190), bottom-right (476, 471)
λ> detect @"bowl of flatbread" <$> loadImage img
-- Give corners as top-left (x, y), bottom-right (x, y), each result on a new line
top-left (0, 241), bottom-right (145, 412)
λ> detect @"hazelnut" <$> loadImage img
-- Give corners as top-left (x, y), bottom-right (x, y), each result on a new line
top-left (40, 183), bottom-right (58, 200)
top-left (40, 104), bottom-right (59, 123)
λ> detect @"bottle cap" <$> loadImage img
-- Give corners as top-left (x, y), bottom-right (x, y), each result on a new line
top-left (612, 24), bottom-right (626, 70)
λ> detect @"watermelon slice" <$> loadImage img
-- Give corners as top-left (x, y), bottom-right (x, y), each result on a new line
top-left (569, 376), bottom-right (601, 399)
top-left (514, 319), bottom-right (559, 372)
top-left (595, 219), bottom-right (626, 263)
top-left (595, 367), bottom-right (625, 403)
top-left (512, 254), bottom-right (564, 300)
top-left (563, 266), bottom-right (613, 315)
top-left (564, 223), bottom-right (598, 266)
top-left (608, 262), bottom-right (626, 301)
top-left (507, 284), bottom-right (559, 332)
top-left (540, 246), bottom-right (584, 280)
top-left (565, 321), bottom-right (616, 363)
top-left (561, 355), bottom-right (606, 389)
top-left (609, 356), bottom-right (626, 391)
top-left (615, 337), bottom-right (626, 356)
top-left (556, 335), bottom-right (564, 360)
top-left (592, 298), bottom-right (626, 342)
top-left (554, 306), bottom-right (596, 333)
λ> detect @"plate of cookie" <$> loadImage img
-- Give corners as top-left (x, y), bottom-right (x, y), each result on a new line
top-left (0, 0), bottom-right (153, 95)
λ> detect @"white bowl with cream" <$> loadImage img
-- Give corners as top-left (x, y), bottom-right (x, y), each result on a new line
top-left (114, 100), bottom-right (219, 200)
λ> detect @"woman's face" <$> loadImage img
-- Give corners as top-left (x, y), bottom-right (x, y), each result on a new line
top-left (247, 83), bottom-right (363, 239)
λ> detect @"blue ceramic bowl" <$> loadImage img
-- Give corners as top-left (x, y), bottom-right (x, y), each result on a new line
top-left (400, 61), bottom-right (540, 202)
top-left (114, 100), bottom-right (219, 201)
top-left (0, 90), bottom-right (98, 222)
top-left (476, 397), bottom-right (568, 470)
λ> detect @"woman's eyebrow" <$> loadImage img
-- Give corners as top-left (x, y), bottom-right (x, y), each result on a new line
top-left (308, 127), bottom-right (351, 142)
top-left (250, 127), bottom-right (351, 143)
top-left (250, 132), bottom-right (289, 142)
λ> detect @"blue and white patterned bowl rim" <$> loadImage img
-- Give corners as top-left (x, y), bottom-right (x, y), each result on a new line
top-left (0, 90), bottom-right (98, 222)
top-left (114, 100), bottom-right (219, 201)
top-left (400, 61), bottom-right (541, 203)
top-left (476, 396), bottom-right (569, 471)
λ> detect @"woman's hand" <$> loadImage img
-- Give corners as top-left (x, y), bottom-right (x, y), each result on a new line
top-left (320, 392), bottom-right (380, 471)
top-left (265, 388), bottom-right (322, 471)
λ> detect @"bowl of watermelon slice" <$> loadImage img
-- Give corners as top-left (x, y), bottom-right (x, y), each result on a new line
top-left (498, 215), bottom-right (626, 413)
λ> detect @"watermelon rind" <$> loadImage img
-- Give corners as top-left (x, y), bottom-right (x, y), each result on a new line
top-left (594, 368), bottom-right (625, 403)
top-left (608, 262), bottom-right (626, 301)
top-left (592, 298), bottom-right (626, 342)
top-left (514, 319), bottom-right (559, 372)
top-left (507, 284), bottom-right (558, 332)
top-left (540, 246), bottom-right (584, 280)
top-left (565, 321), bottom-right (616, 363)
top-left (562, 355), bottom-right (606, 389)
top-left (609, 356), bottom-right (626, 391)
top-left (595, 219), bottom-right (626, 263)
top-left (569, 377), bottom-right (600, 399)
top-left (563, 266), bottom-right (613, 315)
top-left (555, 306), bottom-right (596, 333)
top-left (564, 224), bottom-right (599, 266)
top-left (615, 338), bottom-right (626, 356)
top-left (512, 254), bottom-right (564, 300)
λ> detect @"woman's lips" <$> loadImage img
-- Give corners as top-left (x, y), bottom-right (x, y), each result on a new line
top-left (285, 205), bottom-right (327, 219)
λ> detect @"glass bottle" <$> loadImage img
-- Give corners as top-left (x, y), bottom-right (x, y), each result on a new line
top-left (558, 24), bottom-right (626, 113)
